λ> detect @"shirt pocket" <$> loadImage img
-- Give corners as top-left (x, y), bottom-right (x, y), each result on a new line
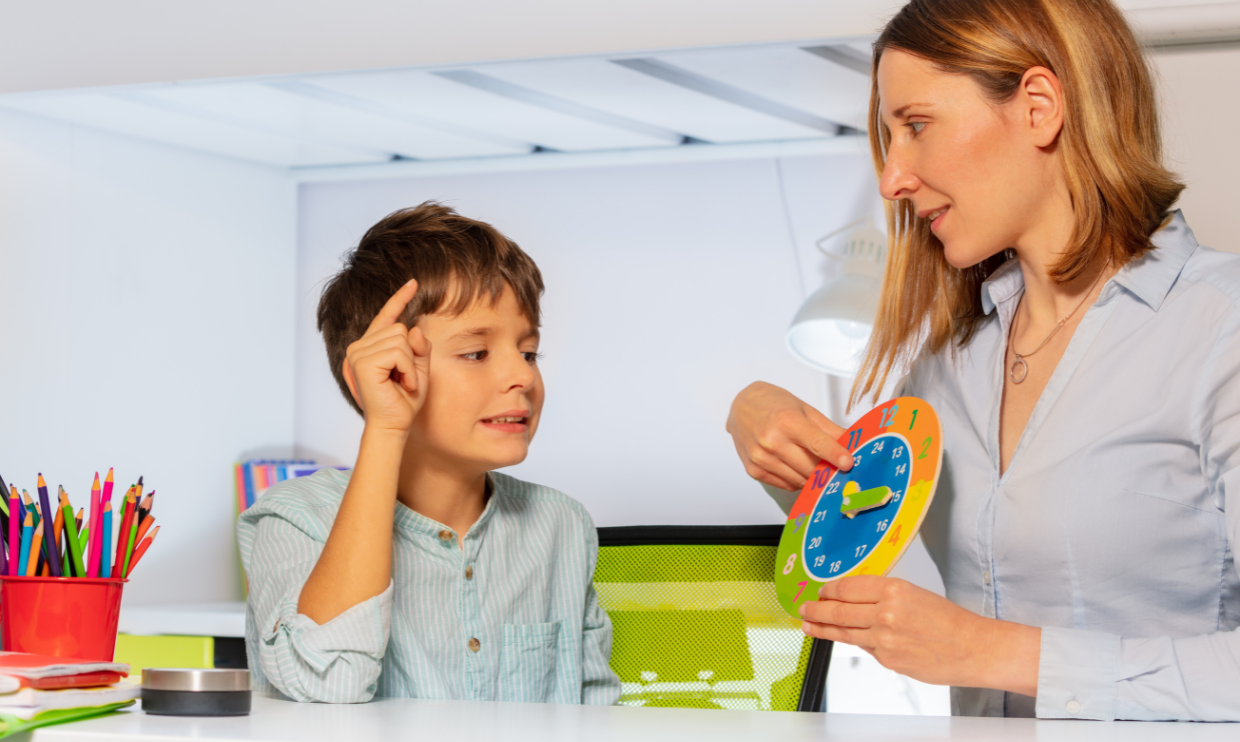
top-left (499, 621), bottom-right (561, 704)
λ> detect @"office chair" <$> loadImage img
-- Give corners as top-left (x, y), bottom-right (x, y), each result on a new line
top-left (595, 525), bottom-right (832, 711)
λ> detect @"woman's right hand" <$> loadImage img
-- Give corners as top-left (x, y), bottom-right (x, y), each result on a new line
top-left (726, 382), bottom-right (854, 492)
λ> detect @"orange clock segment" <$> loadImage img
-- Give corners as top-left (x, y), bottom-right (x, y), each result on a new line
top-left (774, 397), bottom-right (943, 619)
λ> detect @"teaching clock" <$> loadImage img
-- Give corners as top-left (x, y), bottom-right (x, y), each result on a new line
top-left (774, 397), bottom-right (943, 618)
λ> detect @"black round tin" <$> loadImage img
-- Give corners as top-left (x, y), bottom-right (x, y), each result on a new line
top-left (141, 668), bottom-right (251, 716)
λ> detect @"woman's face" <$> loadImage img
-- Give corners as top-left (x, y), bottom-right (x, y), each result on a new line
top-left (876, 50), bottom-right (1062, 269)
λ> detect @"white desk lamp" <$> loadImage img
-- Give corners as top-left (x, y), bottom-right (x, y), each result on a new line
top-left (786, 217), bottom-right (888, 377)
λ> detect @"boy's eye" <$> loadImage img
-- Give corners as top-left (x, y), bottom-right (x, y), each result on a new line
top-left (462, 350), bottom-right (488, 361)
top-left (523, 351), bottom-right (543, 363)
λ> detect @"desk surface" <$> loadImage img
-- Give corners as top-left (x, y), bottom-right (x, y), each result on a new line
top-left (29, 694), bottom-right (1238, 741)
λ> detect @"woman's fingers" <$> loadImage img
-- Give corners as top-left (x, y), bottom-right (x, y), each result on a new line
top-left (799, 598), bottom-right (880, 629)
top-left (783, 409), bottom-right (853, 472)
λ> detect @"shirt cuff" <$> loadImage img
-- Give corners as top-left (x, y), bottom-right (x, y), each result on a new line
top-left (262, 583), bottom-right (394, 674)
top-left (1036, 626), bottom-right (1120, 720)
top-left (761, 482), bottom-right (799, 516)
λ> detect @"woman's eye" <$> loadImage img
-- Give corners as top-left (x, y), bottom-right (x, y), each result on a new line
top-left (907, 121), bottom-right (926, 135)
top-left (462, 350), bottom-right (488, 361)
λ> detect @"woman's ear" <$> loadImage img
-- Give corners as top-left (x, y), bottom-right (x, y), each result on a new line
top-left (1019, 66), bottom-right (1064, 149)
top-left (342, 359), bottom-right (362, 409)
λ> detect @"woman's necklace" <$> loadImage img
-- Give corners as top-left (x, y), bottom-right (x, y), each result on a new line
top-left (1008, 257), bottom-right (1112, 384)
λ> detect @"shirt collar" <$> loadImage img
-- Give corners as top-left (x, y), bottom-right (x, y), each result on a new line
top-left (978, 209), bottom-right (1198, 315)
top-left (392, 472), bottom-right (500, 541)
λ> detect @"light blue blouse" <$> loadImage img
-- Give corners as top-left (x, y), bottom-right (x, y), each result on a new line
top-left (770, 211), bottom-right (1240, 721)
top-left (237, 469), bottom-right (620, 705)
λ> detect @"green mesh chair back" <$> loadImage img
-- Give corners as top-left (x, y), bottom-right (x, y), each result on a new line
top-left (595, 525), bottom-right (832, 711)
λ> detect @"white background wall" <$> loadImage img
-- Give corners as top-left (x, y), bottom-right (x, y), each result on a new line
top-left (0, 108), bottom-right (295, 604)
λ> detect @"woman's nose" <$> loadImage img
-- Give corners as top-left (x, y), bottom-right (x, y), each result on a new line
top-left (879, 146), bottom-right (918, 202)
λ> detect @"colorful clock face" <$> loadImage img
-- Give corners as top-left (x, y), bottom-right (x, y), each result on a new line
top-left (775, 397), bottom-right (943, 618)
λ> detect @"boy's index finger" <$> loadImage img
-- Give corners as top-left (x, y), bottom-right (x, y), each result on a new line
top-left (367, 279), bottom-right (419, 334)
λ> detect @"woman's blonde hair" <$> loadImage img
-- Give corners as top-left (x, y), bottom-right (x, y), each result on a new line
top-left (852, 0), bottom-right (1183, 406)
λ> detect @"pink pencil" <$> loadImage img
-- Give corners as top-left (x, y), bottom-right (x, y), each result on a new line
top-left (86, 472), bottom-right (101, 578)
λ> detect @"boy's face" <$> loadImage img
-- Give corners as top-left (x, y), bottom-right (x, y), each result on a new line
top-left (409, 283), bottom-right (544, 473)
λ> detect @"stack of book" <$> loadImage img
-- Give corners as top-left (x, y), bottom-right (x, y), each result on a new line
top-left (0, 652), bottom-right (139, 736)
top-left (233, 460), bottom-right (350, 514)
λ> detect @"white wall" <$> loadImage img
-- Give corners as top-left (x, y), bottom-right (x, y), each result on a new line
top-left (294, 152), bottom-right (878, 527)
top-left (1150, 43), bottom-right (1240, 253)
top-left (0, 109), bottom-right (295, 604)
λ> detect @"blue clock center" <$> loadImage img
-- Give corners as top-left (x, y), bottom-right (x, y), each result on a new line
top-left (802, 433), bottom-right (912, 580)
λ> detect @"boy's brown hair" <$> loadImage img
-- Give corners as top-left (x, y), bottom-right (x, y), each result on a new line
top-left (317, 201), bottom-right (544, 416)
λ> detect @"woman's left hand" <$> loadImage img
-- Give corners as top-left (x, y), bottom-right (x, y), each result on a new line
top-left (798, 575), bottom-right (1040, 696)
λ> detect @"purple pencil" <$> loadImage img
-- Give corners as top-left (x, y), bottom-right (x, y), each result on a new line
top-left (7, 484), bottom-right (18, 576)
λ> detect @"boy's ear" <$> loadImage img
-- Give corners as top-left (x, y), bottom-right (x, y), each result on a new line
top-left (342, 360), bottom-right (362, 408)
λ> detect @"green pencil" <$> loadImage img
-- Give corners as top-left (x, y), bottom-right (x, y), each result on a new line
top-left (122, 501), bottom-right (140, 577)
top-left (59, 490), bottom-right (86, 578)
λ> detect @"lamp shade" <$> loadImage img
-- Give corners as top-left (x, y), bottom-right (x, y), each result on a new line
top-left (786, 224), bottom-right (886, 377)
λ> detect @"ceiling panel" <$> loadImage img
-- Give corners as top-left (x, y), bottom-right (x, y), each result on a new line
top-left (476, 57), bottom-right (830, 143)
top-left (142, 82), bottom-right (525, 161)
top-left (311, 69), bottom-right (680, 152)
top-left (0, 93), bottom-right (380, 167)
top-left (653, 46), bottom-right (871, 131)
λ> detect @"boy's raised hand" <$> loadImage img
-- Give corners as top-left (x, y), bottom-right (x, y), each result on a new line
top-left (344, 279), bottom-right (431, 435)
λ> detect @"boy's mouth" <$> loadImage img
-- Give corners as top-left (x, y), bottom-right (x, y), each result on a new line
top-left (480, 410), bottom-right (531, 433)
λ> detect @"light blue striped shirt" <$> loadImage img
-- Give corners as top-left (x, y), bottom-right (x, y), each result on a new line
top-left (768, 211), bottom-right (1240, 721)
top-left (237, 468), bottom-right (620, 705)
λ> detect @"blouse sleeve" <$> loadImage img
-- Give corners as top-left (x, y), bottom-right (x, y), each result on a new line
top-left (241, 508), bottom-right (392, 703)
top-left (1035, 307), bottom-right (1240, 721)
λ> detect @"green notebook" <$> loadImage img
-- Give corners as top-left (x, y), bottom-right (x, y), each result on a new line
top-left (0, 701), bottom-right (134, 738)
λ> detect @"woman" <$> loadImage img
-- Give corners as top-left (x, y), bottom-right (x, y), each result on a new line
top-left (728, 0), bottom-right (1240, 721)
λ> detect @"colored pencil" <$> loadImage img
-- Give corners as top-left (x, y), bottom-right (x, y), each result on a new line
top-left (36, 474), bottom-right (61, 576)
top-left (7, 485), bottom-right (18, 576)
top-left (60, 491), bottom-right (85, 578)
top-left (86, 473), bottom-right (101, 578)
top-left (0, 473), bottom-right (9, 543)
top-left (51, 496), bottom-right (64, 569)
top-left (17, 512), bottom-right (33, 577)
top-left (134, 514), bottom-right (155, 548)
top-left (122, 497), bottom-right (140, 577)
top-left (100, 501), bottom-right (113, 579)
top-left (92, 469), bottom-right (113, 578)
top-left (26, 524), bottom-right (42, 577)
top-left (125, 526), bottom-right (158, 577)
top-left (137, 491), bottom-right (155, 528)
top-left (21, 491), bottom-right (38, 532)
top-left (112, 488), bottom-right (135, 578)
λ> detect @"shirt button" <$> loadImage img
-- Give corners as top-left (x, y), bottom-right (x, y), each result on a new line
top-left (468, 638), bottom-right (481, 653)
top-left (438, 530), bottom-right (452, 541)
top-left (465, 565), bottom-right (474, 580)
top-left (1066, 700), bottom-right (1081, 714)
top-left (983, 570), bottom-right (992, 586)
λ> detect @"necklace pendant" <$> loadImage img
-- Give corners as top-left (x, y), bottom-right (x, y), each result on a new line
top-left (1010, 356), bottom-right (1029, 384)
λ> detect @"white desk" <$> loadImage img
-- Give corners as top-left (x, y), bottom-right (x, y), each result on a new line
top-left (29, 694), bottom-right (1239, 741)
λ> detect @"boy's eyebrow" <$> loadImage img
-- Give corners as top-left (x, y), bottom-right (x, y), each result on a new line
top-left (447, 327), bottom-right (494, 342)
top-left (446, 326), bottom-right (541, 342)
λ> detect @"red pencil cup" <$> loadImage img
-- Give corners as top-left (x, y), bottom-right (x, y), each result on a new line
top-left (0, 576), bottom-right (127, 661)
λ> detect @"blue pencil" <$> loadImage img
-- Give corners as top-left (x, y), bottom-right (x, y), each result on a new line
top-left (100, 501), bottom-right (112, 579)
top-left (17, 512), bottom-right (33, 577)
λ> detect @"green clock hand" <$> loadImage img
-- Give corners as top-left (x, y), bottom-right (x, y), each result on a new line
top-left (840, 483), bottom-right (893, 519)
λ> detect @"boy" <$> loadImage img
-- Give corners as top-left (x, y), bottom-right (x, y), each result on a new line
top-left (237, 202), bottom-right (620, 705)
